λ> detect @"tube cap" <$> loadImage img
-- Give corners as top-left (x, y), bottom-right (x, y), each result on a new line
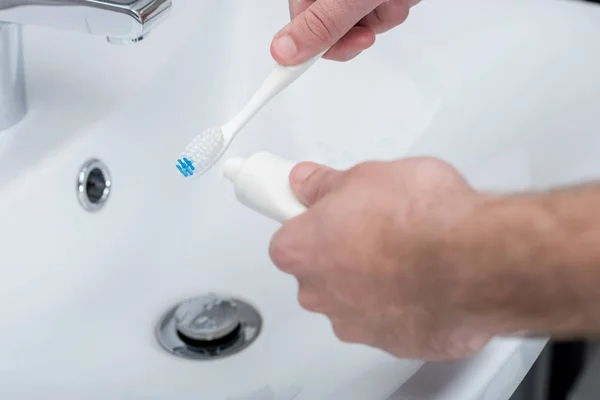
top-left (223, 157), bottom-right (246, 182)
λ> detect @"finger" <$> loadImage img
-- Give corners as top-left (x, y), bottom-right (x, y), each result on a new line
top-left (322, 25), bottom-right (375, 62)
top-left (268, 212), bottom-right (321, 274)
top-left (288, 0), bottom-right (313, 19)
top-left (296, 281), bottom-right (325, 313)
top-left (289, 0), bottom-right (375, 62)
top-left (271, 0), bottom-right (384, 65)
top-left (360, 0), bottom-right (410, 35)
top-left (329, 318), bottom-right (368, 344)
top-left (289, 162), bottom-right (342, 206)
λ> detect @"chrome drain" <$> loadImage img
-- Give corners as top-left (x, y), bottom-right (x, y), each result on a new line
top-left (156, 293), bottom-right (262, 360)
top-left (77, 159), bottom-right (111, 212)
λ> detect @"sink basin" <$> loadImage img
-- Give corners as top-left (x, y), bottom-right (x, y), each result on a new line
top-left (1, 0), bottom-right (599, 398)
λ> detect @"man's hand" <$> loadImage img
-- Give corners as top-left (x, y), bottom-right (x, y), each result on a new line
top-left (271, 0), bottom-right (420, 65)
top-left (269, 158), bottom-right (493, 360)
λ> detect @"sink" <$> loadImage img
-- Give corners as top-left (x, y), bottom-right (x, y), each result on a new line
top-left (1, 0), bottom-right (599, 399)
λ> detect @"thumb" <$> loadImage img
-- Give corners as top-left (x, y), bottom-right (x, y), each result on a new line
top-left (271, 0), bottom-right (382, 65)
top-left (290, 162), bottom-right (341, 206)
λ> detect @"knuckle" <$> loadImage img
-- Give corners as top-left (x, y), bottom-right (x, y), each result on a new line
top-left (302, 6), bottom-right (339, 43)
top-left (288, 0), bottom-right (304, 18)
top-left (268, 229), bottom-right (296, 272)
top-left (398, 5), bottom-right (410, 24)
top-left (303, 179), bottom-right (328, 206)
top-left (346, 163), bottom-right (368, 177)
top-left (388, 0), bottom-right (411, 24)
top-left (334, 328), bottom-right (358, 344)
top-left (345, 161), bottom-right (380, 181)
top-left (297, 290), bottom-right (321, 312)
top-left (300, 167), bottom-right (340, 204)
top-left (416, 156), bottom-right (448, 169)
top-left (331, 322), bottom-right (362, 344)
top-left (372, 6), bottom-right (385, 25)
top-left (363, 0), bottom-right (410, 34)
top-left (401, 157), bottom-right (464, 183)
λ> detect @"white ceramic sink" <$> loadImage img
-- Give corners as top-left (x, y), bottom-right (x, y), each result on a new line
top-left (1, 0), bottom-right (599, 398)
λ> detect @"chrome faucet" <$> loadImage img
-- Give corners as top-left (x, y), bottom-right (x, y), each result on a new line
top-left (0, 0), bottom-right (173, 132)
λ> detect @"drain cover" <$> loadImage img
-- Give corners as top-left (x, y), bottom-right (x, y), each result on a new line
top-left (174, 296), bottom-right (241, 341)
top-left (156, 293), bottom-right (262, 360)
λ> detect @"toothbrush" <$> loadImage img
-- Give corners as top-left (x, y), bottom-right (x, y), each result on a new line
top-left (175, 50), bottom-right (327, 178)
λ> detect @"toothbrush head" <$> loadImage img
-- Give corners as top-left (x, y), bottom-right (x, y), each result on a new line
top-left (176, 126), bottom-right (226, 178)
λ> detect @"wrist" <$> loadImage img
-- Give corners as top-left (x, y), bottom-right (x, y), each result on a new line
top-left (440, 188), bottom-right (600, 337)
top-left (435, 192), bottom-right (561, 336)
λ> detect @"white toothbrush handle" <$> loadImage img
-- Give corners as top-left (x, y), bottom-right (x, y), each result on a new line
top-left (222, 51), bottom-right (326, 140)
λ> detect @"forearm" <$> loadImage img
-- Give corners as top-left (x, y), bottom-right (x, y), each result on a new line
top-left (443, 183), bottom-right (600, 337)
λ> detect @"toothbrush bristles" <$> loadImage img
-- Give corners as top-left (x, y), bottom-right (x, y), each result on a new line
top-left (176, 126), bottom-right (226, 178)
top-left (176, 157), bottom-right (195, 177)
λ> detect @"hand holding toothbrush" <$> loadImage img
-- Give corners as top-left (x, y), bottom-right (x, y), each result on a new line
top-left (176, 0), bottom-right (423, 177)
top-left (271, 0), bottom-right (422, 65)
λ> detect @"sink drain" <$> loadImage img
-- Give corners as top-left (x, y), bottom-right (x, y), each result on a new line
top-left (156, 293), bottom-right (262, 360)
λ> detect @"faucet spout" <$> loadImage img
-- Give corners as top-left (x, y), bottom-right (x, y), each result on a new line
top-left (0, 0), bottom-right (173, 43)
top-left (0, 24), bottom-right (26, 132)
top-left (0, 0), bottom-right (173, 132)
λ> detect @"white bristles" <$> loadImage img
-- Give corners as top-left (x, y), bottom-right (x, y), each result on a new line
top-left (180, 127), bottom-right (226, 176)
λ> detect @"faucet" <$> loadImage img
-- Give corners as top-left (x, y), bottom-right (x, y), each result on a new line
top-left (0, 0), bottom-right (173, 132)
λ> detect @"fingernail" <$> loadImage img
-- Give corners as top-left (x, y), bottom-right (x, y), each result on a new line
top-left (291, 163), bottom-right (318, 184)
top-left (273, 34), bottom-right (298, 60)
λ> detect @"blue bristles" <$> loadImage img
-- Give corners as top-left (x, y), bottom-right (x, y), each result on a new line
top-left (176, 157), bottom-right (195, 177)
